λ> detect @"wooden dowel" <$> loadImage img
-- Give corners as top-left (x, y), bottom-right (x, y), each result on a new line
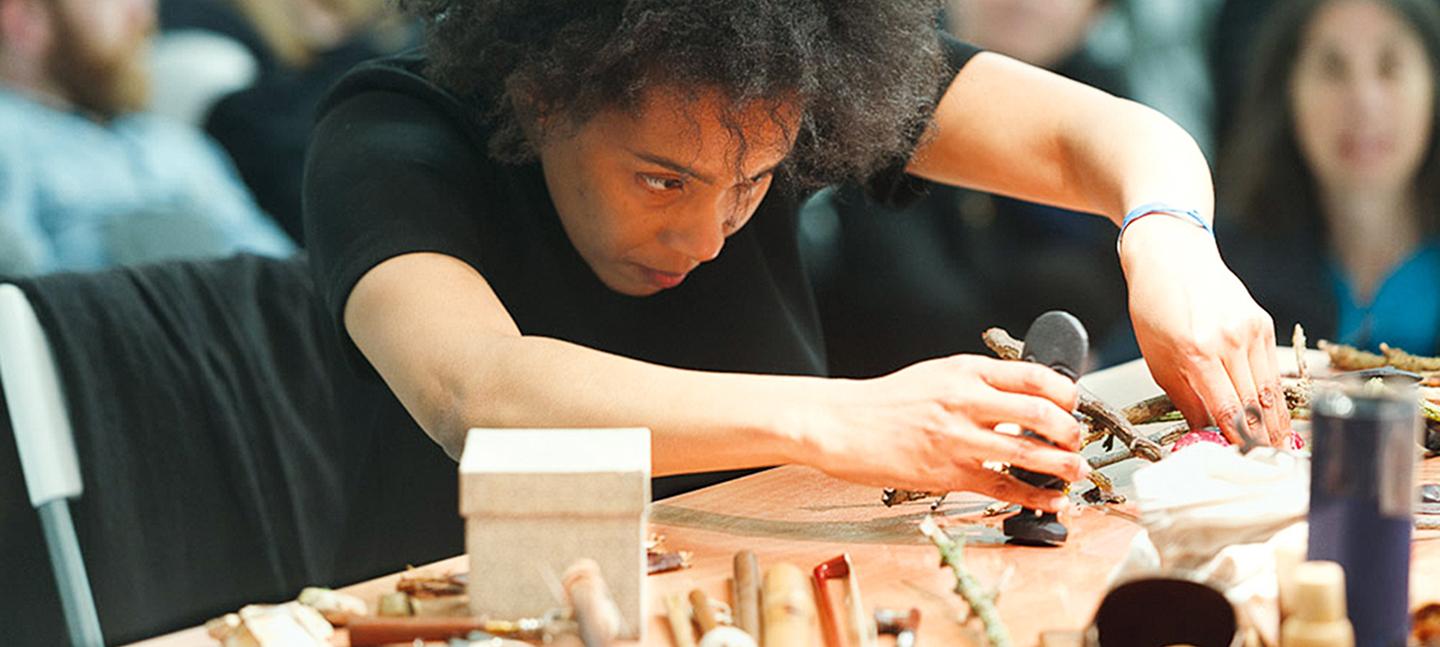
top-left (690, 589), bottom-right (721, 634)
top-left (763, 563), bottom-right (817, 647)
top-left (346, 616), bottom-right (485, 646)
top-left (734, 550), bottom-right (762, 641)
top-left (666, 593), bottom-right (698, 647)
top-left (564, 559), bottom-right (621, 647)
top-left (843, 567), bottom-right (878, 647)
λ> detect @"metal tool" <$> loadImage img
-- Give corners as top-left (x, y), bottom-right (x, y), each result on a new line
top-left (1338, 366), bottom-right (1424, 384)
top-left (1002, 310), bottom-right (1088, 546)
top-left (812, 553), bottom-right (877, 647)
top-left (874, 608), bottom-right (920, 647)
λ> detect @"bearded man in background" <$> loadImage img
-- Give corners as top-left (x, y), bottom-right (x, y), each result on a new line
top-left (0, 0), bottom-right (293, 276)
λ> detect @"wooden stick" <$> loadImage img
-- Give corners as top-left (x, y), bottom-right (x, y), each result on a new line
top-left (690, 590), bottom-right (721, 635)
top-left (1088, 424), bottom-right (1188, 471)
top-left (841, 563), bottom-right (877, 647)
top-left (982, 327), bottom-right (1164, 462)
top-left (564, 559), bottom-right (621, 647)
top-left (763, 563), bottom-right (817, 647)
top-left (1121, 394), bottom-right (1176, 425)
top-left (1319, 339), bottom-right (1387, 370)
top-left (666, 594), bottom-right (698, 647)
top-left (1080, 391), bottom-right (1166, 461)
top-left (734, 550), bottom-right (762, 641)
top-left (1293, 324), bottom-right (1310, 381)
top-left (345, 616), bottom-right (487, 646)
top-left (1382, 343), bottom-right (1440, 372)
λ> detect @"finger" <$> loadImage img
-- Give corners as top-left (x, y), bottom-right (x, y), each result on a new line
top-left (965, 391), bottom-right (1083, 450)
top-left (1248, 325), bottom-right (1290, 445)
top-left (975, 357), bottom-right (1079, 411)
top-left (1153, 362), bottom-right (1210, 433)
top-left (965, 430), bottom-right (1090, 483)
top-left (1188, 358), bottom-right (1248, 445)
top-left (1220, 347), bottom-right (1269, 446)
top-left (969, 469), bottom-right (1070, 512)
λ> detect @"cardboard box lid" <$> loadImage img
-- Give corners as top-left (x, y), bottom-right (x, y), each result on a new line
top-left (459, 428), bottom-right (651, 517)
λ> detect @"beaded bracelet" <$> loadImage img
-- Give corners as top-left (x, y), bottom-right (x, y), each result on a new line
top-left (1116, 202), bottom-right (1214, 254)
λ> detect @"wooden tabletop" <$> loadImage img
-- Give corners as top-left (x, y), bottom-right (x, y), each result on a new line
top-left (132, 355), bottom-right (1440, 646)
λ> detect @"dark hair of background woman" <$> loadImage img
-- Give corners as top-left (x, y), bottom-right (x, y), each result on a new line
top-left (397, 0), bottom-right (949, 189)
top-left (1217, 0), bottom-right (1440, 239)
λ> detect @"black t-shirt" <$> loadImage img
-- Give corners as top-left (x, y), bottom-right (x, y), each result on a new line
top-left (302, 36), bottom-right (979, 580)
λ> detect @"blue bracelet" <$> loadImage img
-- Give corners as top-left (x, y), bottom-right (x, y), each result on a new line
top-left (1116, 202), bottom-right (1214, 252)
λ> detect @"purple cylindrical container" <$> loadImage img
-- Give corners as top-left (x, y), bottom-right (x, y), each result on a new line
top-left (1307, 380), bottom-right (1419, 647)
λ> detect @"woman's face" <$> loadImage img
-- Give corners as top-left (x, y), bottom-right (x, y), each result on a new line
top-left (1290, 0), bottom-right (1435, 196)
top-left (536, 89), bottom-right (795, 296)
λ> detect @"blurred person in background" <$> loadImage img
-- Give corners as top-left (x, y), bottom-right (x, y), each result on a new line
top-left (804, 0), bottom-right (1130, 378)
top-left (154, 0), bottom-right (416, 242)
top-left (1210, 0), bottom-right (1280, 150)
top-left (1110, 0), bottom-right (1222, 157)
top-left (1218, 0), bottom-right (1440, 355)
top-left (0, 0), bottom-right (294, 276)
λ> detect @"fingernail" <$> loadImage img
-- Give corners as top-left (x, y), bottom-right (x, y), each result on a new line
top-left (1079, 461), bottom-right (1093, 479)
top-left (1050, 495), bottom-right (1068, 510)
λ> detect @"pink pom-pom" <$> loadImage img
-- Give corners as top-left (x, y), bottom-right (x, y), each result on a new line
top-left (1172, 429), bottom-right (1231, 451)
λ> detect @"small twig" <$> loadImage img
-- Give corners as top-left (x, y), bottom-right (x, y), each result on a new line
top-left (1080, 391), bottom-right (1166, 461)
top-left (919, 516), bottom-right (1012, 647)
top-left (881, 488), bottom-right (941, 508)
top-left (980, 328), bottom-right (1024, 361)
top-left (1085, 469), bottom-right (1116, 496)
top-left (1382, 343), bottom-right (1440, 373)
top-left (1122, 395), bottom-right (1176, 425)
top-left (1088, 424), bottom-right (1188, 471)
top-left (1422, 400), bottom-right (1440, 425)
top-left (1319, 339), bottom-right (1388, 371)
top-left (960, 565), bottom-right (1015, 623)
top-left (1293, 324), bottom-right (1311, 382)
top-left (982, 328), bottom-right (1165, 463)
top-left (982, 502), bottom-right (1015, 517)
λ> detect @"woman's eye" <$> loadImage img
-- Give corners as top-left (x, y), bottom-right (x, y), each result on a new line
top-left (640, 174), bottom-right (684, 191)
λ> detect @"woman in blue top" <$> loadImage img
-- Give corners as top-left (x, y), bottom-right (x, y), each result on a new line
top-left (1219, 0), bottom-right (1440, 356)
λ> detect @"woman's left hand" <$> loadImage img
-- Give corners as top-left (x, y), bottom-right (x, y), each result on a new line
top-left (1121, 217), bottom-right (1293, 446)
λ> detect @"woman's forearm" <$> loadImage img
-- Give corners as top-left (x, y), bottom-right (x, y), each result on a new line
top-left (345, 252), bottom-right (824, 473)
top-left (431, 334), bottom-right (827, 475)
top-left (347, 253), bottom-right (1092, 510)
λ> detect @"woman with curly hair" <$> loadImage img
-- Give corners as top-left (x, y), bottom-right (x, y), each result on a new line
top-left (303, 0), bottom-right (1288, 542)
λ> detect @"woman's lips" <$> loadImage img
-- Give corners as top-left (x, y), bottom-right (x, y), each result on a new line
top-left (637, 264), bottom-right (687, 289)
top-left (1338, 133), bottom-right (1395, 164)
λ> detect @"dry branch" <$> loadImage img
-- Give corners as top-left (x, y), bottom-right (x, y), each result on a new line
top-left (982, 327), bottom-right (1164, 463)
top-left (1319, 339), bottom-right (1388, 370)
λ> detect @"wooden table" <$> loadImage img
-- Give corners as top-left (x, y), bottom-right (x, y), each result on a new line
top-left (133, 356), bottom-right (1440, 646)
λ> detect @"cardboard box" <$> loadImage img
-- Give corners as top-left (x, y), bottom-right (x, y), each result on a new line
top-left (459, 428), bottom-right (649, 639)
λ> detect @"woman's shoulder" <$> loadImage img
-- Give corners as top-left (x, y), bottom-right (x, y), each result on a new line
top-left (315, 51), bottom-right (490, 155)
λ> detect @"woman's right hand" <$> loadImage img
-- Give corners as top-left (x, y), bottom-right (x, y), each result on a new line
top-left (793, 354), bottom-right (1090, 512)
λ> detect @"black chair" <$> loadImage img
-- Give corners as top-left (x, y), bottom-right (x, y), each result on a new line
top-left (0, 254), bottom-right (349, 644)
